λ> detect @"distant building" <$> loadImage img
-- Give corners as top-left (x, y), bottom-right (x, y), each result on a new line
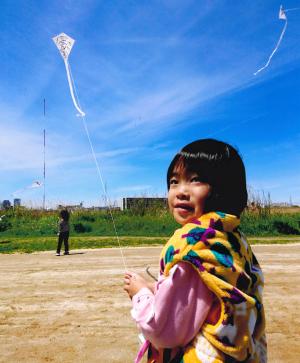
top-left (14, 198), bottom-right (21, 207)
top-left (2, 200), bottom-right (11, 209)
top-left (57, 202), bottom-right (84, 210)
top-left (271, 202), bottom-right (300, 208)
top-left (122, 197), bottom-right (167, 210)
top-left (85, 206), bottom-right (121, 211)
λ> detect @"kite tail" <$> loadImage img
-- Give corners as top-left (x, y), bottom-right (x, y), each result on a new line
top-left (63, 59), bottom-right (86, 116)
top-left (254, 18), bottom-right (288, 76)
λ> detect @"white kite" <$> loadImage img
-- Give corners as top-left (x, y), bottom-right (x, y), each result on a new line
top-left (52, 32), bottom-right (127, 270)
top-left (254, 5), bottom-right (300, 75)
top-left (52, 33), bottom-right (85, 117)
top-left (30, 181), bottom-right (43, 188)
top-left (12, 181), bottom-right (43, 197)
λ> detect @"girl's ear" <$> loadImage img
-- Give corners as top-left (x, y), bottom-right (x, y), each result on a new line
top-left (207, 185), bottom-right (212, 198)
top-left (204, 186), bottom-right (215, 212)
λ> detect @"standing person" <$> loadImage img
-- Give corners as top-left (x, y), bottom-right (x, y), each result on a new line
top-left (56, 209), bottom-right (70, 256)
top-left (124, 139), bottom-right (267, 363)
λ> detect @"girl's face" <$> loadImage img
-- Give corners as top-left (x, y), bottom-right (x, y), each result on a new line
top-left (168, 167), bottom-right (211, 225)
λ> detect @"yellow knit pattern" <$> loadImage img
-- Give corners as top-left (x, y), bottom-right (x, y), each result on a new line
top-left (150, 212), bottom-right (267, 363)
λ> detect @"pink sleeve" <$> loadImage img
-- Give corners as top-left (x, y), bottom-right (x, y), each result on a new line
top-left (131, 262), bottom-right (213, 348)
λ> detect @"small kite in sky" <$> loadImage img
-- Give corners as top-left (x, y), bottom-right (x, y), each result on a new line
top-left (52, 33), bottom-right (85, 117)
top-left (12, 181), bottom-right (43, 196)
top-left (254, 5), bottom-right (300, 75)
top-left (30, 181), bottom-right (43, 188)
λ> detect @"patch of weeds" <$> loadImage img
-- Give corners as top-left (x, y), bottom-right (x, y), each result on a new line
top-left (273, 221), bottom-right (300, 235)
top-left (73, 223), bottom-right (92, 233)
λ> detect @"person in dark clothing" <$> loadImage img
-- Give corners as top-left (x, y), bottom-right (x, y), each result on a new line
top-left (56, 209), bottom-right (70, 256)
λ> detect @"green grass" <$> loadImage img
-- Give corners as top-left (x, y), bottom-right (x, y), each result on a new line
top-left (0, 208), bottom-right (178, 237)
top-left (2, 208), bottom-right (300, 237)
top-left (0, 235), bottom-right (299, 254)
top-left (0, 208), bottom-right (300, 253)
top-left (241, 211), bottom-right (300, 236)
top-left (0, 236), bottom-right (169, 254)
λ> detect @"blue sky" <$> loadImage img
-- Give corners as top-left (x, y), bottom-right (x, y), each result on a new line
top-left (1, 0), bottom-right (300, 208)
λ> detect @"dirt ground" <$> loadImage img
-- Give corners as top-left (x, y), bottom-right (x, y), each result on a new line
top-left (0, 244), bottom-right (299, 363)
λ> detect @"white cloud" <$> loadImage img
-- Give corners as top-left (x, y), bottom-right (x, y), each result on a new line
top-left (0, 114), bottom-right (141, 172)
top-left (0, 126), bottom-right (44, 171)
top-left (95, 72), bottom-right (244, 138)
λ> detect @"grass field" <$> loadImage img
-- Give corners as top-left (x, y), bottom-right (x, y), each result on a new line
top-left (1, 207), bottom-right (300, 253)
top-left (1, 235), bottom-right (300, 254)
top-left (1, 207), bottom-right (300, 237)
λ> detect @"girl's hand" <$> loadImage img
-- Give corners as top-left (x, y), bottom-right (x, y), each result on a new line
top-left (123, 272), bottom-right (149, 299)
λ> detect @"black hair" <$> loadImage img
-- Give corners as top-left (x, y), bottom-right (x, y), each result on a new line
top-left (59, 209), bottom-right (70, 221)
top-left (167, 139), bottom-right (248, 217)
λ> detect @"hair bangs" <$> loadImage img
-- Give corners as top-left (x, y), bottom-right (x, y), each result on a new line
top-left (167, 152), bottom-right (209, 189)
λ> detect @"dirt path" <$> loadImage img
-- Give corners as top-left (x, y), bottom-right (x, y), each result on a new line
top-left (0, 244), bottom-right (299, 363)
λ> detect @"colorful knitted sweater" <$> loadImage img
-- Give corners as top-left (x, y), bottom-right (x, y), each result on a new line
top-left (148, 212), bottom-right (267, 363)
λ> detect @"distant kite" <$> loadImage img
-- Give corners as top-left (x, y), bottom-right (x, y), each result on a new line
top-left (52, 33), bottom-right (85, 116)
top-left (254, 5), bottom-right (300, 75)
top-left (12, 181), bottom-right (43, 196)
top-left (30, 181), bottom-right (43, 188)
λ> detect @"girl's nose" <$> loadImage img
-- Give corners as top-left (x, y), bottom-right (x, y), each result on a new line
top-left (176, 183), bottom-right (189, 199)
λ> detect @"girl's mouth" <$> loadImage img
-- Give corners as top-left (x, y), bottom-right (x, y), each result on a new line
top-left (174, 203), bottom-right (194, 213)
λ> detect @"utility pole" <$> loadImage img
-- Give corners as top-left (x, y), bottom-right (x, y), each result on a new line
top-left (43, 99), bottom-right (46, 210)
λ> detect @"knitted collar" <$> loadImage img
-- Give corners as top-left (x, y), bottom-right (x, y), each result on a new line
top-left (189, 211), bottom-right (240, 233)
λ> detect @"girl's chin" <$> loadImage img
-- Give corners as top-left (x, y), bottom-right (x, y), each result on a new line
top-left (173, 210), bottom-right (204, 225)
top-left (174, 213), bottom-right (196, 225)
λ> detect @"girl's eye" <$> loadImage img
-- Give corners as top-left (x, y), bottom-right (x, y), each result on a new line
top-left (169, 178), bottom-right (178, 185)
top-left (191, 176), bottom-right (202, 183)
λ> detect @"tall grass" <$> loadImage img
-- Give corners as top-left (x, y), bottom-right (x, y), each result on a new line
top-left (0, 203), bottom-right (299, 239)
top-left (0, 207), bottom-right (178, 237)
top-left (241, 211), bottom-right (300, 236)
top-left (242, 188), bottom-right (300, 235)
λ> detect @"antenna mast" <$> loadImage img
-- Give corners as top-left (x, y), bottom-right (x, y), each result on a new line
top-left (43, 99), bottom-right (46, 210)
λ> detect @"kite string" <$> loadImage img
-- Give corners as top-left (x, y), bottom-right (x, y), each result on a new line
top-left (285, 7), bottom-right (300, 12)
top-left (254, 17), bottom-right (288, 75)
top-left (68, 65), bottom-right (128, 271)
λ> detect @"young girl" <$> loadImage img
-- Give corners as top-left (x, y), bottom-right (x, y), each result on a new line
top-left (124, 139), bottom-right (267, 363)
top-left (56, 209), bottom-right (70, 256)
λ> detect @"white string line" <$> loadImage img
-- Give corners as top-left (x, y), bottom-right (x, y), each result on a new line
top-left (254, 18), bottom-right (288, 75)
top-left (285, 7), bottom-right (300, 12)
top-left (68, 62), bottom-right (127, 271)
